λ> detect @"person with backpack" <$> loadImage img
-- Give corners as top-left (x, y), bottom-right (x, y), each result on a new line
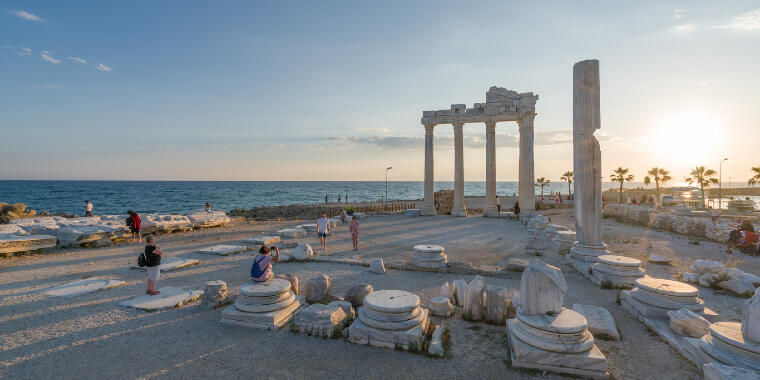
top-left (143, 235), bottom-right (163, 295)
top-left (251, 245), bottom-right (279, 282)
top-left (127, 210), bottom-right (142, 243)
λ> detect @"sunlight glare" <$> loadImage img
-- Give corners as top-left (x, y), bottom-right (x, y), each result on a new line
top-left (654, 112), bottom-right (723, 164)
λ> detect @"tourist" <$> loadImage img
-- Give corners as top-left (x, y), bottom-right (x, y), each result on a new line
top-left (341, 209), bottom-right (348, 223)
top-left (338, 194), bottom-right (342, 203)
top-left (205, 202), bottom-right (211, 212)
top-left (345, 193), bottom-right (349, 203)
top-left (513, 201), bottom-right (520, 216)
top-left (325, 194), bottom-right (328, 204)
top-left (144, 235), bottom-right (163, 295)
top-left (350, 215), bottom-right (359, 251)
top-left (127, 210), bottom-right (142, 243)
top-left (496, 195), bottom-right (501, 212)
top-left (251, 245), bottom-right (279, 282)
top-left (727, 220), bottom-right (758, 255)
top-left (84, 200), bottom-right (93, 217)
top-left (317, 212), bottom-right (330, 251)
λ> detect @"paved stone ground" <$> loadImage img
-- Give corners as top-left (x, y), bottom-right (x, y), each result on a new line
top-left (0, 214), bottom-right (712, 379)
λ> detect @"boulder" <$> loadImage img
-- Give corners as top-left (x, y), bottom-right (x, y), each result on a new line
top-left (699, 272), bottom-right (722, 287)
top-left (571, 304), bottom-right (620, 341)
top-left (328, 300), bottom-right (355, 319)
top-left (187, 210), bottom-right (230, 228)
top-left (453, 279), bottom-right (467, 306)
top-left (681, 273), bottom-right (700, 284)
top-left (742, 288), bottom-right (760, 342)
top-left (718, 279), bottom-right (756, 297)
top-left (344, 283), bottom-right (373, 308)
top-left (486, 285), bottom-right (512, 325)
top-left (463, 276), bottom-right (485, 321)
top-left (519, 260), bottom-right (566, 316)
top-left (428, 326), bottom-right (446, 357)
top-left (667, 308), bottom-right (710, 338)
top-left (275, 274), bottom-right (299, 295)
top-left (200, 280), bottom-right (229, 309)
top-left (304, 274), bottom-right (331, 304)
top-left (293, 243), bottom-right (313, 261)
top-left (369, 258), bottom-right (385, 273)
top-left (690, 260), bottom-right (726, 274)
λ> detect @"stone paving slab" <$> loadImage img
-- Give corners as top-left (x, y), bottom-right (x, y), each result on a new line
top-left (44, 278), bottom-right (125, 297)
top-left (197, 245), bottom-right (249, 256)
top-left (131, 257), bottom-right (200, 272)
top-left (121, 287), bottom-right (203, 311)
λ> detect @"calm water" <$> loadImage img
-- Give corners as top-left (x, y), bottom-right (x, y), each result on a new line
top-left (0, 180), bottom-right (597, 215)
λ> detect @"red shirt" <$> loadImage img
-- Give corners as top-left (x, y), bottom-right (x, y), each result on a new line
top-left (131, 214), bottom-right (141, 230)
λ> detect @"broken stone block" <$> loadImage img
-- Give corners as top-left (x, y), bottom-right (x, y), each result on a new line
top-left (648, 254), bottom-right (672, 264)
top-left (430, 296), bottom-right (453, 317)
top-left (328, 300), bottom-right (355, 319)
top-left (520, 260), bottom-right (566, 316)
top-left (275, 274), bottom-right (299, 295)
top-left (453, 279), bottom-right (467, 306)
top-left (506, 258), bottom-right (529, 272)
top-left (293, 304), bottom-right (348, 338)
top-left (370, 258), bottom-right (385, 273)
top-left (293, 243), bottom-right (313, 260)
top-left (440, 281), bottom-right (454, 303)
top-left (486, 285), bottom-right (510, 325)
top-left (718, 279), bottom-right (756, 297)
top-left (200, 280), bottom-right (229, 309)
top-left (344, 283), bottom-right (373, 308)
top-left (428, 326), bottom-right (446, 357)
top-left (571, 304), bottom-right (619, 341)
top-left (463, 276), bottom-right (485, 321)
top-left (304, 274), bottom-right (331, 304)
top-left (667, 308), bottom-right (710, 338)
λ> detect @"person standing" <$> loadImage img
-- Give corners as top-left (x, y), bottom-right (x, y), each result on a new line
top-left (317, 212), bottom-right (330, 251)
top-left (325, 195), bottom-right (328, 204)
top-left (251, 245), bottom-right (279, 282)
top-left (350, 216), bottom-right (359, 251)
top-left (496, 195), bottom-right (501, 212)
top-left (338, 195), bottom-right (342, 203)
top-left (205, 202), bottom-right (211, 212)
top-left (513, 201), bottom-right (520, 216)
top-left (84, 200), bottom-right (94, 217)
top-left (144, 235), bottom-right (163, 295)
top-left (127, 210), bottom-right (142, 243)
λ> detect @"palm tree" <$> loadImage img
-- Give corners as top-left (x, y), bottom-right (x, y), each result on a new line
top-left (643, 167), bottom-right (672, 206)
top-left (535, 177), bottom-right (550, 201)
top-left (684, 166), bottom-right (718, 209)
top-left (560, 171), bottom-right (573, 198)
top-left (610, 167), bottom-right (634, 203)
top-left (748, 167), bottom-right (760, 186)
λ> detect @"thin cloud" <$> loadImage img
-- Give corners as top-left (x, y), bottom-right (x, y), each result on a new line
top-left (7, 9), bottom-right (44, 22)
top-left (40, 50), bottom-right (61, 64)
top-left (671, 23), bottom-right (697, 33)
top-left (264, 144), bottom-right (285, 148)
top-left (67, 56), bottom-right (87, 64)
top-left (18, 47), bottom-right (32, 56)
top-left (95, 63), bottom-right (112, 72)
top-left (714, 8), bottom-right (760, 31)
top-left (673, 9), bottom-right (686, 20)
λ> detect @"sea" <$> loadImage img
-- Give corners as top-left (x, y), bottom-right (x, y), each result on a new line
top-left (0, 180), bottom-right (604, 216)
top-left (1, 181), bottom-right (754, 216)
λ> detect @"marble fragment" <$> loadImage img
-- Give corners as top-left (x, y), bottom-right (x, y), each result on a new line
top-left (520, 260), bottom-right (566, 316)
top-left (370, 258), bottom-right (386, 273)
top-left (667, 308), bottom-right (710, 338)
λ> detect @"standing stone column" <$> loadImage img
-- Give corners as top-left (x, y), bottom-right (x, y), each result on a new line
top-left (483, 121), bottom-right (498, 217)
top-left (420, 123), bottom-right (436, 216)
top-left (570, 59), bottom-right (608, 262)
top-left (518, 116), bottom-right (536, 212)
top-left (451, 122), bottom-right (467, 216)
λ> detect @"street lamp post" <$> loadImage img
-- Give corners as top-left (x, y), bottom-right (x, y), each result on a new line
top-left (385, 166), bottom-right (392, 208)
top-left (719, 158), bottom-right (728, 211)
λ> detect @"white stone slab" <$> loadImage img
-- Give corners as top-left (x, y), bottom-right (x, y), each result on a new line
top-left (571, 304), bottom-right (619, 341)
top-left (243, 235), bottom-right (280, 246)
top-left (44, 278), bottom-right (125, 297)
top-left (364, 290), bottom-right (420, 314)
top-left (239, 279), bottom-right (291, 297)
top-left (132, 257), bottom-right (200, 272)
top-left (140, 214), bottom-right (193, 234)
top-left (276, 228), bottom-right (307, 239)
top-left (0, 234), bottom-right (57, 255)
top-left (187, 210), bottom-right (230, 228)
top-left (121, 287), bottom-right (203, 311)
top-left (649, 254), bottom-right (673, 265)
top-left (198, 245), bottom-right (248, 256)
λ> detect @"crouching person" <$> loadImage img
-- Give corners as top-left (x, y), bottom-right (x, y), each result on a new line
top-left (145, 235), bottom-right (163, 295)
top-left (251, 245), bottom-right (279, 282)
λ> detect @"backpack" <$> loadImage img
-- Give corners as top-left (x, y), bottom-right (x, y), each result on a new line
top-left (137, 251), bottom-right (148, 267)
top-left (250, 255), bottom-right (267, 278)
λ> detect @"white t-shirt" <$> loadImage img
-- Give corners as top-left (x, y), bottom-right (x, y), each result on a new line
top-left (317, 217), bottom-right (329, 233)
top-left (86, 203), bottom-right (93, 211)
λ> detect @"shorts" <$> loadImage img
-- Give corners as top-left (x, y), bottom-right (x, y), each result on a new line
top-left (85, 211), bottom-right (93, 217)
top-left (147, 266), bottom-right (161, 281)
top-left (131, 227), bottom-right (140, 234)
top-left (319, 232), bottom-right (328, 238)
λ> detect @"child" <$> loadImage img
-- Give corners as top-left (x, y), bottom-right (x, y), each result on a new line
top-left (144, 235), bottom-right (163, 295)
top-left (350, 216), bottom-right (359, 251)
top-left (251, 245), bottom-right (279, 282)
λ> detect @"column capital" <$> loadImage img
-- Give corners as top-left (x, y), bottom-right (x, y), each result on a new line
top-left (485, 121), bottom-right (497, 132)
top-left (452, 122), bottom-right (464, 131)
top-left (424, 123), bottom-right (435, 135)
top-left (519, 115), bottom-right (535, 129)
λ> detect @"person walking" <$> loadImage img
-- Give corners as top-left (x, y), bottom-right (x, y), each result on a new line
top-left (127, 210), bottom-right (142, 243)
top-left (513, 201), bottom-right (520, 216)
top-left (496, 195), bottom-right (501, 212)
top-left (350, 215), bottom-right (359, 251)
top-left (317, 212), bottom-right (330, 251)
top-left (144, 235), bottom-right (163, 295)
top-left (251, 245), bottom-right (279, 282)
top-left (84, 200), bottom-right (94, 217)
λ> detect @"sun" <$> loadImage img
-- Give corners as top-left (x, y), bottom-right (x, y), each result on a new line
top-left (654, 112), bottom-right (724, 164)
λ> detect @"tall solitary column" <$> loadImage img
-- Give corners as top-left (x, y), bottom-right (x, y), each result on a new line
top-left (483, 121), bottom-right (498, 217)
top-left (420, 123), bottom-right (436, 216)
top-left (518, 116), bottom-right (536, 212)
top-left (451, 122), bottom-right (467, 216)
top-left (570, 59), bottom-right (609, 262)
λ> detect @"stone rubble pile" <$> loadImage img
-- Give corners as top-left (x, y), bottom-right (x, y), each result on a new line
top-left (220, 278), bottom-right (304, 329)
top-left (410, 244), bottom-right (448, 269)
top-left (348, 290), bottom-right (430, 350)
top-left (681, 260), bottom-right (760, 297)
top-left (0, 202), bottom-right (40, 223)
top-left (591, 254), bottom-right (645, 288)
top-left (506, 260), bottom-right (608, 378)
top-left (551, 230), bottom-right (577, 255)
top-left (603, 204), bottom-right (755, 243)
top-left (542, 224), bottom-right (568, 239)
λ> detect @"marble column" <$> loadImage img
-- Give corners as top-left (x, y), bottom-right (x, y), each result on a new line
top-left (451, 122), bottom-right (467, 216)
top-left (483, 121), bottom-right (499, 217)
top-left (518, 116), bottom-right (536, 211)
top-left (570, 59), bottom-right (607, 261)
top-left (420, 123), bottom-right (436, 216)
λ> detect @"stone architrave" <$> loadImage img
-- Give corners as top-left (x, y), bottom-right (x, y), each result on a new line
top-left (520, 260), bottom-right (567, 316)
top-left (571, 59), bottom-right (607, 262)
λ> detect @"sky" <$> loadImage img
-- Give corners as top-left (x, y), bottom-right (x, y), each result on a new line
top-left (1, 1), bottom-right (759, 183)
